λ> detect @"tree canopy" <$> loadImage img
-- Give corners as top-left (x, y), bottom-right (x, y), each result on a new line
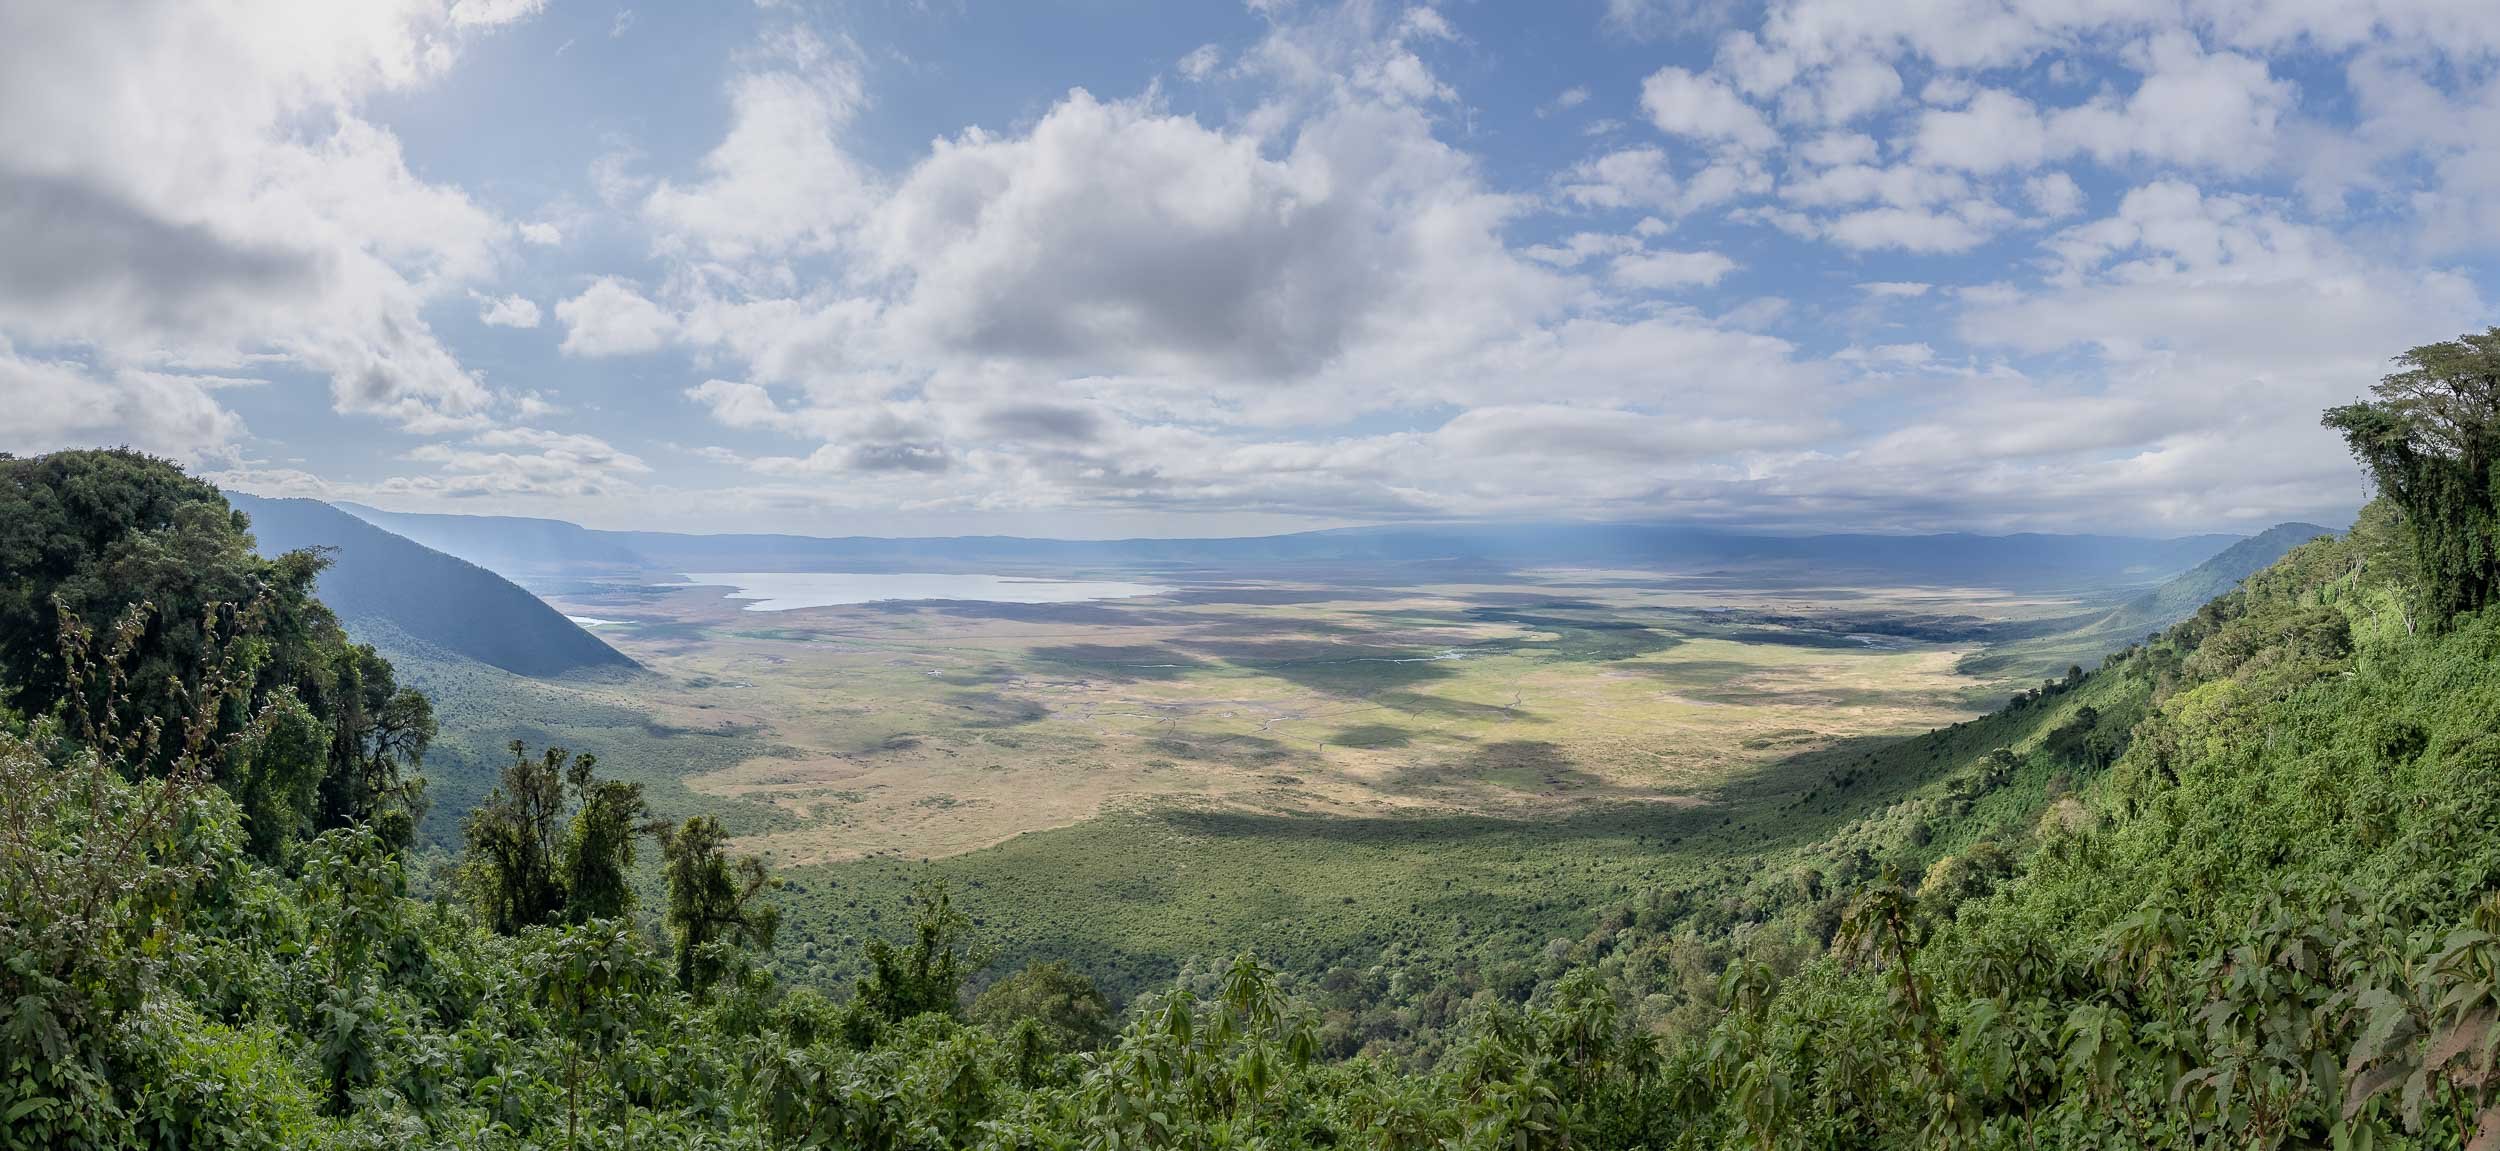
top-left (2324, 326), bottom-right (2500, 623)
top-left (0, 448), bottom-right (432, 853)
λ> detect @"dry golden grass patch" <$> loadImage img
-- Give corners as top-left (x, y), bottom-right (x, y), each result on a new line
top-left (553, 575), bottom-right (2007, 865)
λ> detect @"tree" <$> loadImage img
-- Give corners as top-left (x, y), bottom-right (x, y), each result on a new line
top-left (2323, 327), bottom-right (2500, 623)
top-left (1835, 877), bottom-right (1965, 1144)
top-left (314, 644), bottom-right (434, 851)
top-left (0, 450), bottom-right (435, 853)
top-left (460, 743), bottom-right (650, 934)
top-left (298, 826), bottom-right (410, 1115)
top-left (854, 877), bottom-right (988, 1026)
top-left (229, 687), bottom-right (327, 861)
top-left (561, 753), bottom-right (648, 923)
top-left (461, 741), bottom-right (571, 934)
top-left (533, 918), bottom-right (661, 1151)
top-left (1978, 748), bottom-right (2019, 791)
top-left (0, 451), bottom-right (276, 733)
top-left (969, 959), bottom-right (1115, 1053)
top-left (0, 600), bottom-right (297, 1145)
top-left (658, 814), bottom-right (778, 996)
top-left (5, 453), bottom-right (312, 752)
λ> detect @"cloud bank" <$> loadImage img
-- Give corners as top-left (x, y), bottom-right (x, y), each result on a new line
top-left (5, 0), bottom-right (2494, 535)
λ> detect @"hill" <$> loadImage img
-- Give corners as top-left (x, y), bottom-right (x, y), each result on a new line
top-left (2089, 520), bottom-right (2338, 631)
top-left (335, 500), bottom-right (648, 587)
top-left (1962, 520), bottom-right (2334, 677)
top-left (227, 493), bottom-right (637, 678)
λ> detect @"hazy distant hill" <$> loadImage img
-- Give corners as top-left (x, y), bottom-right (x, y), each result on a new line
top-left (1962, 521), bottom-right (2335, 677)
top-left (336, 501), bottom-right (647, 584)
top-left (2092, 522), bottom-right (2339, 634)
top-left (332, 507), bottom-right (2244, 595)
top-left (228, 494), bottom-right (638, 678)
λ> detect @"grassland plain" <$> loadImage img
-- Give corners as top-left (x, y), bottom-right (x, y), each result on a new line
top-left (487, 566), bottom-right (2100, 998)
top-left (768, 665), bottom-right (2119, 1005)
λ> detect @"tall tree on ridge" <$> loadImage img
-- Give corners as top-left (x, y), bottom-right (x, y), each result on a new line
top-left (2324, 327), bottom-right (2500, 624)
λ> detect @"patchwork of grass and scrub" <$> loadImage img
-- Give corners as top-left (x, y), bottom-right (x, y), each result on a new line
top-left (777, 645), bottom-right (2130, 1015)
top-left (387, 532), bottom-right (2141, 1022)
top-left (535, 575), bottom-right (2036, 872)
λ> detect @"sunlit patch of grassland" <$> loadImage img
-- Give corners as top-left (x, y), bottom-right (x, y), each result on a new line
top-left (544, 575), bottom-right (2008, 867)
top-left (389, 567), bottom-right (2103, 999)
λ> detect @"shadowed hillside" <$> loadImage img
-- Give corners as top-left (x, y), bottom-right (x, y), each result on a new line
top-left (228, 493), bottom-right (637, 678)
top-left (337, 500), bottom-right (647, 585)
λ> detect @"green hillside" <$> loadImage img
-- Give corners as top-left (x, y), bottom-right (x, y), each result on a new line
top-left (1962, 519), bottom-right (2333, 679)
top-left (2094, 520), bottom-right (2338, 629)
top-left (5, 332), bottom-right (2499, 1151)
top-left (227, 493), bottom-right (638, 679)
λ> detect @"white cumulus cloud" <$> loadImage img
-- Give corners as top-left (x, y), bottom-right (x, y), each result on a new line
top-left (557, 277), bottom-right (675, 356)
top-left (476, 293), bottom-right (541, 328)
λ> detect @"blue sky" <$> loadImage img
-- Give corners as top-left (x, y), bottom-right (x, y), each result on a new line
top-left (4, 0), bottom-right (2497, 537)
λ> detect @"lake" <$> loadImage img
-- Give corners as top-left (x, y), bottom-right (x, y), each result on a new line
top-left (671, 571), bottom-right (1173, 611)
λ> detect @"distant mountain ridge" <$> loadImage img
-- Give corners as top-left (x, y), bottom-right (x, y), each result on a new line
top-left (1961, 520), bottom-right (2337, 677)
top-left (335, 502), bottom-right (646, 581)
top-left (2090, 521), bottom-right (2340, 635)
top-left (229, 494), bottom-right (638, 678)
top-left (332, 506), bottom-right (2244, 595)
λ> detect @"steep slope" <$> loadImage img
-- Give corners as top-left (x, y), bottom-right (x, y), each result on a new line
top-left (1610, 510), bottom-right (2499, 1146)
top-left (1961, 520), bottom-right (2332, 678)
top-left (227, 493), bottom-right (637, 678)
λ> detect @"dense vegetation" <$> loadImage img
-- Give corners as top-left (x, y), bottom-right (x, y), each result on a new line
top-left (5, 334), bottom-right (2500, 1148)
top-left (0, 450), bottom-right (436, 854)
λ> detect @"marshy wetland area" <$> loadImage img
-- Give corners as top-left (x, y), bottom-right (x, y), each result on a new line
top-left (439, 562), bottom-right (2088, 992)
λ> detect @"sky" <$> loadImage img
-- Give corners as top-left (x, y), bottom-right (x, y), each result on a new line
top-left (3, 0), bottom-right (2497, 539)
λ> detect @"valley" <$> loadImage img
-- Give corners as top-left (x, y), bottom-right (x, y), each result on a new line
top-left (232, 498), bottom-right (2328, 1004)
top-left (12, 1), bottom-right (2496, 1138)
top-left (337, 539), bottom-right (2215, 1001)
top-left (536, 570), bottom-right (2038, 867)
top-left (17, 442), bottom-right (2488, 1148)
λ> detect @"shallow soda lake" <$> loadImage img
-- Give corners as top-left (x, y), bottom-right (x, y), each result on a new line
top-left (668, 572), bottom-right (1172, 611)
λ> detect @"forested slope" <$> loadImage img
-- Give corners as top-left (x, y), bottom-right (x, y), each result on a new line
top-left (5, 330), bottom-right (2500, 1150)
